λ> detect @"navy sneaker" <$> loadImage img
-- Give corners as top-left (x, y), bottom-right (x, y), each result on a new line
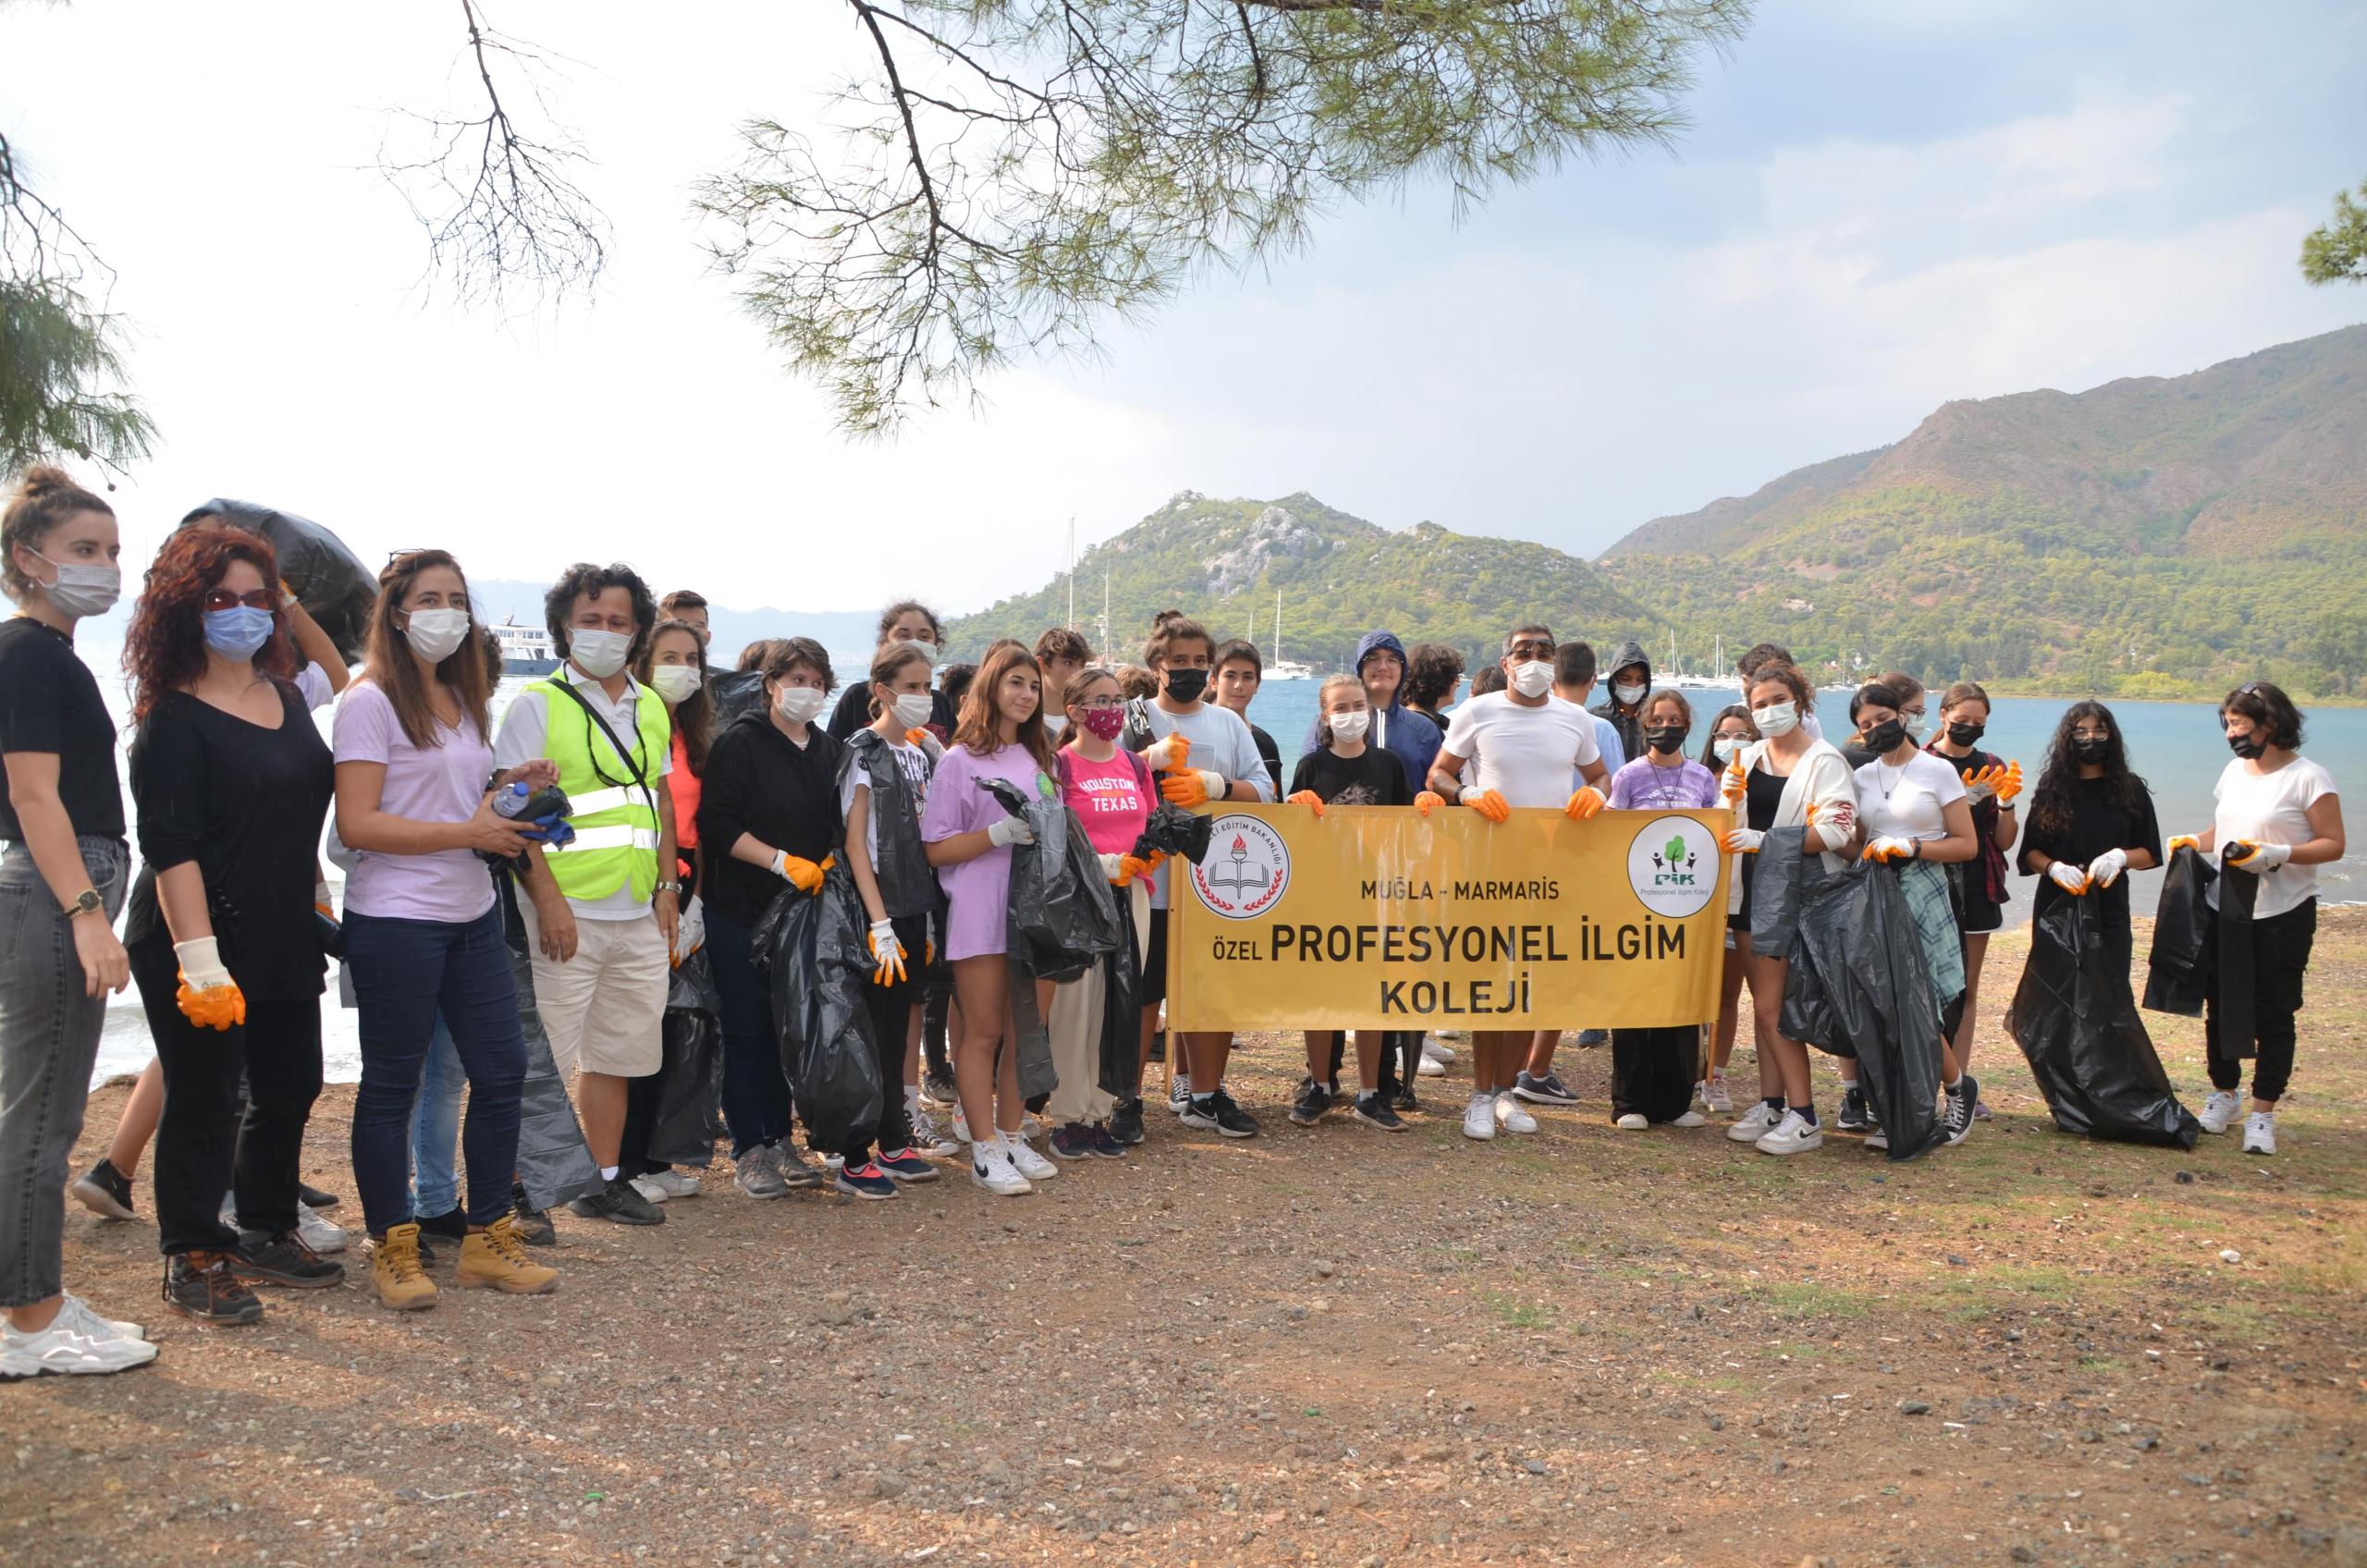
top-left (1087, 1121), bottom-right (1126, 1158)
top-left (1288, 1077), bottom-right (1333, 1126)
top-left (1512, 1071), bottom-right (1579, 1106)
top-left (1353, 1091), bottom-right (1406, 1132)
top-left (875, 1148), bottom-right (940, 1183)
top-left (1049, 1122), bottom-right (1097, 1160)
top-left (832, 1161), bottom-right (900, 1200)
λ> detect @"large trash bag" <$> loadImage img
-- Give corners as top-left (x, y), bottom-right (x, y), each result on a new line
top-left (497, 881), bottom-right (604, 1211)
top-left (1095, 894), bottom-right (1145, 1097)
top-left (2142, 845), bottom-right (2218, 1016)
top-left (710, 669), bottom-right (770, 729)
top-left (750, 863), bottom-right (882, 1154)
top-left (1745, 826), bottom-right (1828, 964)
top-left (1776, 843), bottom-right (1949, 1161)
top-left (644, 945), bottom-right (725, 1167)
top-left (181, 498), bottom-right (377, 663)
top-left (981, 775), bottom-right (1122, 984)
top-left (1135, 802), bottom-right (1215, 865)
top-left (2006, 894), bottom-right (2200, 1147)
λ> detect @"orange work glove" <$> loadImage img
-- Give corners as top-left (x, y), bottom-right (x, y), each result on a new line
top-left (1286, 790), bottom-right (1327, 819)
top-left (1414, 790), bottom-right (1444, 817)
top-left (1160, 770), bottom-right (1222, 808)
top-left (1460, 787), bottom-right (1512, 824)
top-left (1995, 760), bottom-right (2024, 803)
top-left (772, 850), bottom-right (834, 895)
top-left (1117, 852), bottom-right (1159, 885)
top-left (1564, 786), bottom-right (1605, 821)
top-left (1720, 760), bottom-right (1747, 805)
top-left (172, 937), bottom-right (246, 1032)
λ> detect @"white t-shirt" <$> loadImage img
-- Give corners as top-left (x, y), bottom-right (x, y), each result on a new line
top-left (1854, 750), bottom-right (1968, 842)
top-left (1438, 692), bottom-right (1602, 810)
top-left (2211, 755), bottom-right (2337, 920)
top-left (838, 737), bottom-right (931, 862)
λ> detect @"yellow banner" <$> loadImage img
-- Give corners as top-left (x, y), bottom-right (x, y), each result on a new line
top-left (1167, 806), bottom-right (1733, 1032)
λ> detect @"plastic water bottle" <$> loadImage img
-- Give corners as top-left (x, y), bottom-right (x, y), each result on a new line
top-left (490, 780), bottom-right (535, 819)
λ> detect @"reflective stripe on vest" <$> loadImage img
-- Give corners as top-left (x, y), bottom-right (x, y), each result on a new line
top-left (531, 677), bottom-right (670, 905)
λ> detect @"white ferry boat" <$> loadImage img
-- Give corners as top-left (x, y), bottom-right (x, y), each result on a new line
top-left (493, 620), bottom-right (559, 676)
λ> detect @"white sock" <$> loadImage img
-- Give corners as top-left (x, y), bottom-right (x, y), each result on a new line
top-left (904, 1084), bottom-right (922, 1114)
top-left (599, 1165), bottom-right (619, 1182)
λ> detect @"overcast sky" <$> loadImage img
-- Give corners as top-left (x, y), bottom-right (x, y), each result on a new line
top-left (5, 0), bottom-right (2362, 613)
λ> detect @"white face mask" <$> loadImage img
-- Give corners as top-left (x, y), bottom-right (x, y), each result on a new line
top-left (1510, 660), bottom-right (1554, 699)
top-left (27, 551), bottom-right (121, 618)
top-left (1751, 701), bottom-right (1799, 738)
top-left (1712, 737), bottom-right (1741, 765)
top-left (401, 606), bottom-right (472, 665)
top-left (570, 628), bottom-right (632, 680)
top-left (1614, 681), bottom-right (1648, 705)
top-left (649, 665), bottom-right (704, 705)
top-left (893, 692), bottom-right (934, 729)
top-left (776, 685), bottom-right (827, 725)
top-left (1330, 709), bottom-right (1370, 743)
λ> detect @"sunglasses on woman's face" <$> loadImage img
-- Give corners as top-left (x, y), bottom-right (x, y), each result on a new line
top-left (202, 587), bottom-right (276, 612)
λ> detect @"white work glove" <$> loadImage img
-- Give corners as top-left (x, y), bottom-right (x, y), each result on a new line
top-left (2047, 861), bottom-right (2091, 895)
top-left (173, 936), bottom-right (234, 989)
top-left (670, 894), bottom-right (706, 963)
top-left (1863, 834), bottom-right (1915, 864)
top-left (2085, 848), bottom-right (2128, 889)
top-left (1722, 828), bottom-right (1764, 854)
top-left (987, 815), bottom-right (1035, 849)
top-left (1141, 734), bottom-right (1183, 771)
top-left (1097, 851), bottom-right (1125, 880)
top-left (2225, 839), bottom-right (2291, 872)
top-left (867, 918), bottom-right (907, 986)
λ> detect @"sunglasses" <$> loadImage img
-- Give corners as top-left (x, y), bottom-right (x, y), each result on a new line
top-left (1506, 642), bottom-right (1555, 661)
top-left (202, 587), bottom-right (276, 613)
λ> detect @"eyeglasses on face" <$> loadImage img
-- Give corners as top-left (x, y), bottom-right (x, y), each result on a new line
top-left (202, 587), bottom-right (276, 613)
top-left (1073, 695), bottom-right (1124, 709)
top-left (1506, 641), bottom-right (1554, 661)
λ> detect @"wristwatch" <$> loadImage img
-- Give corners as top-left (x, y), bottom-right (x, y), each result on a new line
top-left (655, 879), bottom-right (683, 896)
top-left (61, 888), bottom-right (103, 919)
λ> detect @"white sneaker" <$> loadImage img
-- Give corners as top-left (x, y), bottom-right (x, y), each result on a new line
top-left (2198, 1090), bottom-right (2241, 1134)
top-left (951, 1105), bottom-right (975, 1144)
top-left (639, 1169), bottom-right (702, 1199)
top-left (628, 1175), bottom-right (671, 1205)
top-left (909, 1104), bottom-right (962, 1158)
top-left (1755, 1109), bottom-right (1824, 1157)
top-left (1421, 1036), bottom-right (1455, 1063)
top-left (1494, 1093), bottom-right (1538, 1133)
top-left (2241, 1111), bottom-right (2276, 1156)
top-left (1700, 1074), bottom-right (1734, 1114)
top-left (1435, 1030), bottom-right (1466, 1042)
top-left (967, 1145), bottom-right (1033, 1196)
top-left (1417, 1054), bottom-right (1446, 1077)
top-left (1726, 1101), bottom-right (1781, 1143)
top-left (1672, 1110), bottom-right (1708, 1128)
top-left (1461, 1093), bottom-right (1497, 1142)
top-left (1168, 1074), bottom-right (1192, 1112)
top-left (295, 1201), bottom-right (349, 1255)
top-left (1864, 1127), bottom-right (1890, 1151)
top-left (1001, 1133), bottom-right (1059, 1182)
top-left (0, 1317), bottom-right (157, 1379)
top-left (1020, 1112), bottom-right (1044, 1140)
top-left (1614, 1112), bottom-right (1649, 1131)
top-left (56, 1292), bottom-right (142, 1341)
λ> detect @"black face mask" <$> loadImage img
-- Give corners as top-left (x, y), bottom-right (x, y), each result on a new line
top-left (2228, 732), bottom-right (2266, 760)
top-left (1644, 726), bottom-right (1686, 756)
top-left (2071, 737), bottom-right (2110, 765)
top-left (1862, 717), bottom-right (1907, 754)
top-left (1163, 667), bottom-right (1208, 704)
top-left (1946, 722), bottom-right (1985, 746)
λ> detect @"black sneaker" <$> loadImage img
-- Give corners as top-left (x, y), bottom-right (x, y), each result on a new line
top-left (297, 1182), bottom-right (341, 1210)
top-left (1108, 1098), bottom-right (1146, 1146)
top-left (165, 1251), bottom-right (264, 1326)
top-left (1087, 1121), bottom-right (1126, 1158)
top-left (1353, 1091), bottom-right (1407, 1132)
top-left (233, 1231), bottom-right (347, 1289)
top-left (1192, 1087), bottom-right (1259, 1139)
top-left (1288, 1077), bottom-right (1334, 1127)
top-left (1944, 1075), bottom-right (1978, 1147)
top-left (69, 1157), bottom-right (137, 1221)
top-left (417, 1207), bottom-right (470, 1242)
top-left (1576, 1028), bottom-right (1608, 1048)
top-left (510, 1182), bottom-right (556, 1246)
top-left (1049, 1121), bottom-right (1096, 1160)
top-left (1835, 1085), bottom-right (1870, 1133)
top-left (568, 1175), bottom-right (666, 1226)
top-left (922, 1066), bottom-right (958, 1107)
top-left (1512, 1070), bottom-right (1580, 1106)
top-left (1391, 1085), bottom-right (1420, 1114)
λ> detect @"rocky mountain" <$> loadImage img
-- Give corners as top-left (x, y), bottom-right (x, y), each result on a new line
top-left (1600, 326), bottom-right (2367, 699)
top-left (945, 491), bottom-right (1658, 669)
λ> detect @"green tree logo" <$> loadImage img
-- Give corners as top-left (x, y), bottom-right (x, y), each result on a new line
top-left (1663, 833), bottom-right (1687, 864)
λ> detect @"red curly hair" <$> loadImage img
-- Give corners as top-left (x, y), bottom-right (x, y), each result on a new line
top-left (125, 521), bottom-right (296, 719)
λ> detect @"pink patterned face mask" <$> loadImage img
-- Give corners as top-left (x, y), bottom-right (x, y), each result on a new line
top-left (1082, 706), bottom-right (1125, 741)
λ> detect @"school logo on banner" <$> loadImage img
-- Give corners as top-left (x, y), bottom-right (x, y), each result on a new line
top-left (1190, 813), bottom-right (1291, 920)
top-left (1625, 814), bottom-right (1718, 918)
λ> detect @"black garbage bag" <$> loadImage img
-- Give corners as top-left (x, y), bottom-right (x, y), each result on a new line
top-left (181, 498), bottom-right (377, 663)
top-left (750, 863), bottom-right (881, 1154)
top-left (2143, 846), bottom-right (2218, 1016)
top-left (2007, 894), bottom-right (2199, 1147)
top-left (710, 668), bottom-right (770, 729)
top-left (1135, 802), bottom-right (1215, 865)
top-left (1777, 845), bottom-right (1949, 1161)
top-left (497, 880), bottom-right (603, 1210)
top-left (982, 776), bottom-right (1122, 984)
top-left (644, 945), bottom-right (726, 1167)
top-left (1096, 895), bottom-right (1144, 1098)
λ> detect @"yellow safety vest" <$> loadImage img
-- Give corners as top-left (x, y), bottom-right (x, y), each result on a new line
top-left (532, 676), bottom-right (670, 905)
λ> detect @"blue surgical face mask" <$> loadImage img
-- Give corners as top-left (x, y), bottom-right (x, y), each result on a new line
top-left (202, 605), bottom-right (275, 660)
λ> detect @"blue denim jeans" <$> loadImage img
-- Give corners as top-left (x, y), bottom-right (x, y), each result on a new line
top-left (344, 906), bottom-right (525, 1234)
top-left (406, 1013), bottom-right (465, 1218)
top-left (0, 838), bottom-right (128, 1306)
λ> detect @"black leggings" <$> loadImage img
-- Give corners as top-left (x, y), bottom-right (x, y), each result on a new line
top-left (847, 913), bottom-right (926, 1164)
top-left (2205, 899), bottom-right (2315, 1104)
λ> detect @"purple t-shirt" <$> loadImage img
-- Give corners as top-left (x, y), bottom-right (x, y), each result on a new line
top-left (331, 679), bottom-right (497, 924)
top-left (1607, 755), bottom-right (1720, 812)
top-left (920, 741), bottom-right (1054, 962)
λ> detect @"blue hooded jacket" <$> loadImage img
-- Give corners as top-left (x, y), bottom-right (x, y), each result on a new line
top-left (1297, 630), bottom-right (1441, 796)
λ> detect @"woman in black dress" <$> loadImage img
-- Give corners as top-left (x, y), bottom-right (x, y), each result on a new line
top-left (1925, 681), bottom-right (2020, 1117)
top-left (123, 521), bottom-right (341, 1325)
top-left (2018, 701), bottom-right (2161, 972)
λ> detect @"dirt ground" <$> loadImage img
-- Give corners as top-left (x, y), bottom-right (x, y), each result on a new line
top-left (7, 912), bottom-right (2365, 1568)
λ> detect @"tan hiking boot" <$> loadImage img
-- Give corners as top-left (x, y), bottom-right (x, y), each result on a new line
top-left (456, 1215), bottom-right (558, 1295)
top-left (369, 1224), bottom-right (437, 1312)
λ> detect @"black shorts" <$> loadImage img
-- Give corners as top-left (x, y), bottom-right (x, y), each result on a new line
top-left (1140, 908), bottom-right (1170, 1007)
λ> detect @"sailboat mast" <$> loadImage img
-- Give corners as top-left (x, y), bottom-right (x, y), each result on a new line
top-left (1273, 589), bottom-right (1282, 668)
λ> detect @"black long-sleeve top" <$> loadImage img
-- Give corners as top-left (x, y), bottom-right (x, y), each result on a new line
top-left (696, 707), bottom-right (844, 925)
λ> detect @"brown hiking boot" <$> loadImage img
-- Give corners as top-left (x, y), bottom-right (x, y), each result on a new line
top-left (368, 1224), bottom-right (438, 1312)
top-left (456, 1215), bottom-right (558, 1295)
